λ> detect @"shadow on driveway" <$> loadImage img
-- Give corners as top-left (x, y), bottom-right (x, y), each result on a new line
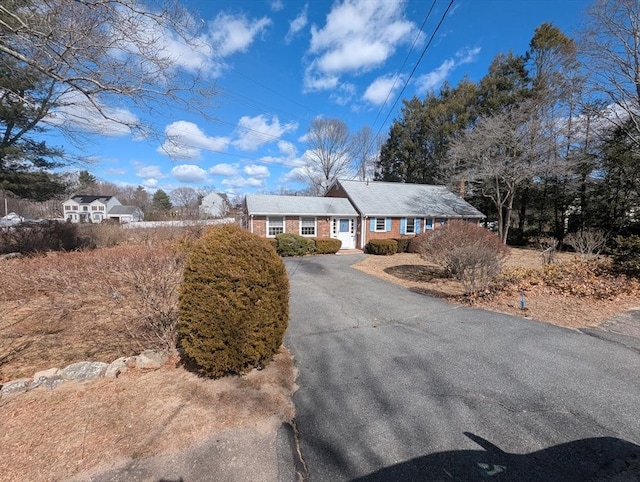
top-left (352, 433), bottom-right (640, 481)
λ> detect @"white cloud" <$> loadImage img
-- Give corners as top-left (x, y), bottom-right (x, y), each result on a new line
top-left (158, 121), bottom-right (230, 160)
top-left (209, 163), bottom-right (239, 176)
top-left (244, 164), bottom-right (270, 178)
top-left (363, 73), bottom-right (403, 105)
top-left (286, 4), bottom-right (308, 43)
top-left (304, 0), bottom-right (417, 92)
top-left (143, 178), bottom-right (159, 188)
top-left (232, 114), bottom-right (298, 151)
top-left (171, 164), bottom-right (209, 183)
top-left (221, 176), bottom-right (264, 188)
top-left (330, 83), bottom-right (356, 106)
top-left (278, 140), bottom-right (297, 158)
top-left (45, 90), bottom-right (137, 137)
top-left (209, 13), bottom-right (271, 57)
top-left (271, 0), bottom-right (284, 11)
top-left (415, 46), bottom-right (481, 94)
top-left (135, 164), bottom-right (164, 179)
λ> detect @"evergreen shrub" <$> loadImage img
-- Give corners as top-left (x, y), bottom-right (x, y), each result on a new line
top-left (178, 224), bottom-right (289, 378)
top-left (611, 235), bottom-right (640, 278)
top-left (365, 239), bottom-right (398, 255)
top-left (313, 237), bottom-right (342, 254)
top-left (275, 232), bottom-right (315, 256)
top-left (393, 238), bottom-right (412, 253)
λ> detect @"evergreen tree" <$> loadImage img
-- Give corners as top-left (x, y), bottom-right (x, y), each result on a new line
top-left (152, 189), bottom-right (173, 212)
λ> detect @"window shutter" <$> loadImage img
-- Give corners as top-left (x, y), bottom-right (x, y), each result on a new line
top-left (415, 219), bottom-right (421, 234)
top-left (385, 218), bottom-right (392, 232)
top-left (400, 218), bottom-right (406, 234)
top-left (370, 218), bottom-right (375, 231)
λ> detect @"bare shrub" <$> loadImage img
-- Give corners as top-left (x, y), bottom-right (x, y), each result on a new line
top-left (564, 229), bottom-right (607, 258)
top-left (103, 244), bottom-right (184, 351)
top-left (413, 221), bottom-right (510, 293)
top-left (530, 236), bottom-right (558, 265)
top-left (0, 221), bottom-right (78, 254)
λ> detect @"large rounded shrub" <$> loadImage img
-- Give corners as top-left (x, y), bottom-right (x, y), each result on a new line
top-left (178, 224), bottom-right (289, 377)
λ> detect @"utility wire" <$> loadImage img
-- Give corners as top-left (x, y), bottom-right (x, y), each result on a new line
top-left (373, 0), bottom-right (456, 143)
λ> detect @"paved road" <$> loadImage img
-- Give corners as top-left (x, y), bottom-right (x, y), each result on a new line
top-left (284, 254), bottom-right (640, 481)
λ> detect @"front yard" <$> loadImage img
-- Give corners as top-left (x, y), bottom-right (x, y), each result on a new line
top-left (354, 248), bottom-right (640, 329)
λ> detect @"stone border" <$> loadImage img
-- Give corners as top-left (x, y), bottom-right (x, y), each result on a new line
top-left (0, 350), bottom-right (174, 399)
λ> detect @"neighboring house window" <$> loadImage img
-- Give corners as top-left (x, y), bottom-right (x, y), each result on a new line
top-left (406, 218), bottom-right (416, 234)
top-left (83, 206), bottom-right (88, 211)
top-left (72, 206), bottom-right (78, 210)
top-left (300, 217), bottom-right (316, 236)
top-left (91, 206), bottom-right (98, 211)
top-left (267, 216), bottom-right (284, 236)
top-left (99, 206), bottom-right (104, 211)
top-left (64, 206), bottom-right (70, 211)
top-left (93, 214), bottom-right (101, 220)
top-left (438, 218), bottom-right (446, 226)
top-left (425, 218), bottom-right (434, 230)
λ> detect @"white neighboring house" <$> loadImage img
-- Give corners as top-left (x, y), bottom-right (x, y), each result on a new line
top-left (199, 192), bottom-right (229, 218)
top-left (62, 195), bottom-right (143, 223)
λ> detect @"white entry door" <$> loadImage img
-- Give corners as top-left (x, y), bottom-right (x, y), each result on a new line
top-left (332, 218), bottom-right (356, 249)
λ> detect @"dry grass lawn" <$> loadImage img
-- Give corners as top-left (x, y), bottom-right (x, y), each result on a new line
top-left (0, 242), bottom-right (296, 482)
top-left (354, 248), bottom-right (640, 329)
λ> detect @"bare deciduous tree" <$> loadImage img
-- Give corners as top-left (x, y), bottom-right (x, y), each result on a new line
top-left (170, 187), bottom-right (200, 219)
top-left (0, 0), bottom-right (214, 139)
top-left (351, 125), bottom-right (380, 181)
top-left (450, 104), bottom-right (549, 243)
top-left (297, 118), bottom-right (353, 195)
top-left (580, 0), bottom-right (640, 148)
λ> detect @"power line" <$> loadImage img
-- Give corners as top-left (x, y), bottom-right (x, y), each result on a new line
top-left (373, 0), bottom-right (456, 143)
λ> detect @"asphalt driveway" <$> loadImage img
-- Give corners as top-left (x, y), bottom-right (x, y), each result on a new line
top-left (284, 254), bottom-right (640, 481)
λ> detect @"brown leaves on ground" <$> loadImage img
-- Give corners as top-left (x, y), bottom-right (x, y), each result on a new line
top-left (0, 348), bottom-right (296, 482)
top-left (354, 249), bottom-right (640, 329)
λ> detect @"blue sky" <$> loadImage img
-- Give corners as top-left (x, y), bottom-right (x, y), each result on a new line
top-left (48, 0), bottom-right (592, 196)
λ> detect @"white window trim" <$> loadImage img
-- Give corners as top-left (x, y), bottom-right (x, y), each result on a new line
top-left (405, 218), bottom-right (416, 234)
top-left (267, 216), bottom-right (285, 237)
top-left (374, 217), bottom-right (387, 232)
top-left (299, 216), bottom-right (317, 237)
top-left (425, 218), bottom-right (434, 230)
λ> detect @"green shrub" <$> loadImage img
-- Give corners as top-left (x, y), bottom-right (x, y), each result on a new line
top-left (275, 232), bottom-right (315, 256)
top-left (268, 237), bottom-right (279, 251)
top-left (178, 224), bottom-right (289, 378)
top-left (365, 239), bottom-right (398, 255)
top-left (413, 220), bottom-right (510, 293)
top-left (611, 235), bottom-right (640, 278)
top-left (313, 237), bottom-right (342, 254)
top-left (393, 238), bottom-right (412, 253)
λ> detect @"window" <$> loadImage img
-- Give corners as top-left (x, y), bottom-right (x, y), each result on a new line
top-left (91, 206), bottom-right (98, 211)
top-left (300, 217), bottom-right (316, 236)
top-left (375, 217), bottom-right (386, 232)
top-left (425, 218), bottom-right (433, 230)
top-left (406, 218), bottom-right (416, 234)
top-left (267, 216), bottom-right (284, 237)
top-left (72, 206), bottom-right (78, 211)
top-left (82, 206), bottom-right (88, 211)
top-left (93, 214), bottom-right (101, 220)
top-left (64, 205), bottom-right (70, 211)
top-left (438, 218), bottom-right (446, 226)
top-left (99, 206), bottom-right (104, 211)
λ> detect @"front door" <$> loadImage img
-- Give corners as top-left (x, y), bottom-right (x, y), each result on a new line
top-left (332, 218), bottom-right (356, 249)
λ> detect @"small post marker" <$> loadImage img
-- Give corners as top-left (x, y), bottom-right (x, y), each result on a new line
top-left (520, 290), bottom-right (526, 310)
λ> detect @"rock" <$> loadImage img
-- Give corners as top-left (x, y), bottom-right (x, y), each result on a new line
top-left (61, 362), bottom-right (108, 382)
top-left (1, 378), bottom-right (32, 396)
top-left (124, 356), bottom-right (137, 369)
top-left (33, 367), bottom-right (60, 379)
top-left (105, 357), bottom-right (128, 378)
top-left (0, 252), bottom-right (23, 260)
top-left (135, 350), bottom-right (169, 369)
top-left (31, 376), bottom-right (66, 391)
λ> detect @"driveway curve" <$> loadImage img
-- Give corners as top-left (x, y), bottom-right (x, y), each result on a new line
top-left (285, 254), bottom-right (640, 481)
